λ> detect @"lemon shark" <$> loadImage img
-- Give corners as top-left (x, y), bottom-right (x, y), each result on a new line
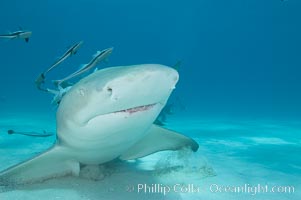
top-left (0, 64), bottom-right (198, 185)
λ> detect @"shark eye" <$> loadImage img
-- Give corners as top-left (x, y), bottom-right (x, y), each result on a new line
top-left (107, 87), bottom-right (112, 94)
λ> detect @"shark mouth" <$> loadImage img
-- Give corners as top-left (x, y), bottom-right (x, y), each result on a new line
top-left (114, 103), bottom-right (157, 114)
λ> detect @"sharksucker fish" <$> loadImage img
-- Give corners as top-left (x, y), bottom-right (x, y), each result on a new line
top-left (53, 47), bottom-right (113, 86)
top-left (0, 30), bottom-right (32, 42)
top-left (35, 41), bottom-right (83, 91)
top-left (44, 41), bottom-right (84, 75)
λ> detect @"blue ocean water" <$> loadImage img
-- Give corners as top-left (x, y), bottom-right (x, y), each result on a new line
top-left (0, 0), bottom-right (300, 119)
top-left (0, 0), bottom-right (300, 199)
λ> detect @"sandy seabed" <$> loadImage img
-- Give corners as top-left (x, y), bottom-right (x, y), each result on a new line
top-left (0, 113), bottom-right (300, 200)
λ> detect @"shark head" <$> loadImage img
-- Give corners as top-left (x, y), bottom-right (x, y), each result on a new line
top-left (56, 64), bottom-right (179, 163)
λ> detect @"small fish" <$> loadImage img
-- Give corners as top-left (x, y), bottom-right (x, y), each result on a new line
top-left (54, 47), bottom-right (113, 86)
top-left (7, 129), bottom-right (54, 137)
top-left (43, 41), bottom-right (84, 75)
top-left (0, 30), bottom-right (32, 42)
top-left (34, 41), bottom-right (83, 91)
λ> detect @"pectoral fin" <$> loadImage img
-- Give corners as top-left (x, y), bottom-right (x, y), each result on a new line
top-left (0, 145), bottom-right (79, 185)
top-left (120, 125), bottom-right (199, 160)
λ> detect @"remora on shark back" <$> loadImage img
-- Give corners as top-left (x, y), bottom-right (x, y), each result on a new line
top-left (0, 64), bottom-right (198, 185)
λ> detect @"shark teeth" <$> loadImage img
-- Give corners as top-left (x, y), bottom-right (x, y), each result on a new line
top-left (115, 103), bottom-right (156, 114)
